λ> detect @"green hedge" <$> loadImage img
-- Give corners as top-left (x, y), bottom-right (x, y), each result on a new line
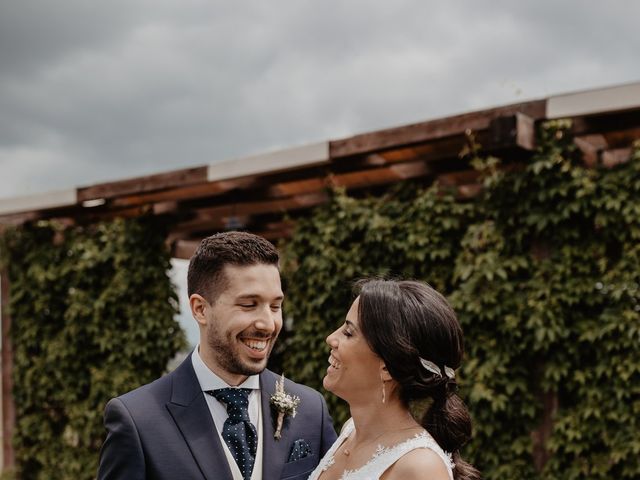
top-left (281, 123), bottom-right (640, 479)
top-left (0, 217), bottom-right (185, 480)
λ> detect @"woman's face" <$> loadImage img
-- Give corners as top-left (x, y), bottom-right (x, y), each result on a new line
top-left (323, 296), bottom-right (385, 403)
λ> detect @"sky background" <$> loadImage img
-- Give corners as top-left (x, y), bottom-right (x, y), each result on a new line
top-left (2, 1), bottom-right (640, 345)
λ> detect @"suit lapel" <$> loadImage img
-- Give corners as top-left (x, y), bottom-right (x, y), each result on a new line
top-left (166, 354), bottom-right (233, 480)
top-left (260, 370), bottom-right (292, 480)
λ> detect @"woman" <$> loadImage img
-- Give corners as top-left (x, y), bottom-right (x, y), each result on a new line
top-left (308, 279), bottom-right (480, 480)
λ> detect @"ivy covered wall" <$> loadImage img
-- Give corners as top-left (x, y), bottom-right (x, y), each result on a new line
top-left (0, 122), bottom-right (638, 479)
top-left (0, 217), bottom-right (185, 480)
top-left (281, 123), bottom-right (640, 479)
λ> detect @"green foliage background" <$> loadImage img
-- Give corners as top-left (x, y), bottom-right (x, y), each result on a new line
top-left (0, 122), bottom-right (638, 479)
top-left (0, 217), bottom-right (185, 480)
top-left (281, 123), bottom-right (640, 479)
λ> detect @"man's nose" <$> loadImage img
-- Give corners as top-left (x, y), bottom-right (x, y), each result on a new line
top-left (254, 305), bottom-right (279, 333)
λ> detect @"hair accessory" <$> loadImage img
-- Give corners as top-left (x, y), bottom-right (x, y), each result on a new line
top-left (444, 366), bottom-right (456, 380)
top-left (419, 357), bottom-right (456, 379)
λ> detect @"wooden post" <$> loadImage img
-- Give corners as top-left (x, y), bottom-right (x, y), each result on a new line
top-left (1, 268), bottom-right (15, 471)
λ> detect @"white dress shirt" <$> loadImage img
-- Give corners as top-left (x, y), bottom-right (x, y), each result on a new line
top-left (192, 346), bottom-right (263, 480)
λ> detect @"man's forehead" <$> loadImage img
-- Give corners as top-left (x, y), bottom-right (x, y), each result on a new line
top-left (220, 263), bottom-right (283, 293)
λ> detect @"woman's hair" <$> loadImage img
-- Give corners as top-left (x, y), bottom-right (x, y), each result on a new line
top-left (357, 279), bottom-right (480, 480)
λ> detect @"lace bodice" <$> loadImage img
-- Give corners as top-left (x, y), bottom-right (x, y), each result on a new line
top-left (308, 418), bottom-right (454, 480)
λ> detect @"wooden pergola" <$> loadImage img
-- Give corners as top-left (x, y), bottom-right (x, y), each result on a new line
top-left (1, 82), bottom-right (639, 469)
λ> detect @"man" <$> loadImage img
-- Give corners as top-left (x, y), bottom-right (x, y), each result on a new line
top-left (98, 231), bottom-right (337, 480)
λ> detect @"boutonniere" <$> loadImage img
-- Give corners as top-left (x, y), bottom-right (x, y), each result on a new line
top-left (269, 374), bottom-right (301, 440)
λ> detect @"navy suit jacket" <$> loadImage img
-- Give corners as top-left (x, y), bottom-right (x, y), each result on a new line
top-left (97, 354), bottom-right (337, 480)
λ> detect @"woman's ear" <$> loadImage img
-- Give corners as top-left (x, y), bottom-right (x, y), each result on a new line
top-left (380, 362), bottom-right (393, 382)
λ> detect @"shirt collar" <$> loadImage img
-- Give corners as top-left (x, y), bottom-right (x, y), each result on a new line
top-left (191, 345), bottom-right (260, 391)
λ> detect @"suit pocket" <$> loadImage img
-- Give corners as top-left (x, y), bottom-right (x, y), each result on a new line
top-left (280, 453), bottom-right (318, 479)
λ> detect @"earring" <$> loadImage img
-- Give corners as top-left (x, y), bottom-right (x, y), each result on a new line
top-left (382, 381), bottom-right (386, 404)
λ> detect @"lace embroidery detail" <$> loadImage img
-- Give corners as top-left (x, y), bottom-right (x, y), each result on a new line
top-left (321, 455), bottom-right (335, 472)
top-left (309, 418), bottom-right (454, 480)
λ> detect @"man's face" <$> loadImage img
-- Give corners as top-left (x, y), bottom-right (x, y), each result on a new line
top-left (198, 263), bottom-right (284, 385)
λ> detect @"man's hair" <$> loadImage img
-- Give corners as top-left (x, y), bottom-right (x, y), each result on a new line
top-left (187, 231), bottom-right (280, 303)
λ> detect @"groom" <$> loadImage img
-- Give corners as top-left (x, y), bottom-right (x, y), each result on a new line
top-left (97, 231), bottom-right (337, 480)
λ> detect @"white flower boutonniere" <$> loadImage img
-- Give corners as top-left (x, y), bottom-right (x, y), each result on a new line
top-left (269, 374), bottom-right (301, 440)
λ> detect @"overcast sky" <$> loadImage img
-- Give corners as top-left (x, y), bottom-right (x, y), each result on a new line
top-left (1, 1), bottom-right (639, 201)
top-left (2, 1), bottom-right (639, 345)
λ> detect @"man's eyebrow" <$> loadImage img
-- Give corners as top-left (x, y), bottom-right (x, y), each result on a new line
top-left (236, 294), bottom-right (284, 301)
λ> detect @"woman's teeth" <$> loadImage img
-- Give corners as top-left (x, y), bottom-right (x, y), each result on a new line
top-left (328, 355), bottom-right (341, 369)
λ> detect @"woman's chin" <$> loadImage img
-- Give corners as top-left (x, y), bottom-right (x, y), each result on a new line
top-left (322, 375), bottom-right (335, 393)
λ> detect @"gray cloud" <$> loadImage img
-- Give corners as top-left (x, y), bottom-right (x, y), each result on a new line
top-left (1, 0), bottom-right (639, 198)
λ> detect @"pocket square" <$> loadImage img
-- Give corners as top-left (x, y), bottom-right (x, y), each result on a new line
top-left (288, 438), bottom-right (312, 462)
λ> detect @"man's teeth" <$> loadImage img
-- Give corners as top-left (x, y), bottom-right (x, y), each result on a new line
top-left (242, 339), bottom-right (267, 351)
top-left (329, 356), bottom-right (341, 369)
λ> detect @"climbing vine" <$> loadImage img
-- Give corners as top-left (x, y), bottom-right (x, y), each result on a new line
top-left (281, 124), bottom-right (640, 479)
top-left (1, 122), bottom-right (638, 479)
top-left (0, 217), bottom-right (185, 480)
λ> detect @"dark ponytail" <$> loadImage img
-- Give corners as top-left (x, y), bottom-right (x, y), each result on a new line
top-left (424, 393), bottom-right (480, 480)
top-left (357, 279), bottom-right (480, 480)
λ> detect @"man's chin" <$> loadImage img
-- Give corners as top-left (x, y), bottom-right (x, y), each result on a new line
top-left (242, 358), bottom-right (269, 374)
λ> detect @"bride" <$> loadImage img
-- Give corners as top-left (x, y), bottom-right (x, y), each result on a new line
top-left (308, 279), bottom-right (480, 480)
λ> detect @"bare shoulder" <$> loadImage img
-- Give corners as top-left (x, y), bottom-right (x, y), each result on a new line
top-left (383, 447), bottom-right (451, 480)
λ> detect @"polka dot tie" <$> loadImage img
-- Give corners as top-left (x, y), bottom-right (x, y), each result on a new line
top-left (207, 388), bottom-right (257, 480)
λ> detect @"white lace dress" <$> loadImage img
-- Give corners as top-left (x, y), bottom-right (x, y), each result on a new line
top-left (308, 418), bottom-right (454, 480)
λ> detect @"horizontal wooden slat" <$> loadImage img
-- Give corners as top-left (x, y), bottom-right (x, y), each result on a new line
top-left (602, 125), bottom-right (640, 148)
top-left (172, 192), bottom-right (330, 234)
top-left (110, 179), bottom-right (254, 208)
top-left (267, 178), bottom-right (327, 198)
top-left (78, 166), bottom-right (208, 201)
top-left (267, 161), bottom-right (432, 199)
top-left (330, 101), bottom-right (546, 158)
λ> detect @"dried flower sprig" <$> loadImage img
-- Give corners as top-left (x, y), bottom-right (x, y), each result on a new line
top-left (269, 374), bottom-right (301, 440)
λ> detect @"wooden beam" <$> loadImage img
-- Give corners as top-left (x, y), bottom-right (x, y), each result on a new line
top-left (77, 166), bottom-right (208, 202)
top-left (109, 178), bottom-right (255, 208)
top-left (1, 269), bottom-right (15, 471)
top-left (0, 211), bottom-right (39, 227)
top-left (601, 148), bottom-right (632, 168)
top-left (436, 169), bottom-right (481, 187)
top-left (172, 240), bottom-right (201, 260)
top-left (267, 178), bottom-right (327, 198)
top-left (329, 100), bottom-right (545, 158)
top-left (488, 113), bottom-right (536, 151)
top-left (602, 125), bottom-right (640, 148)
top-left (574, 134), bottom-right (608, 167)
top-left (172, 192), bottom-right (330, 235)
top-left (457, 184), bottom-right (483, 199)
top-left (389, 161), bottom-right (432, 179)
top-left (254, 226), bottom-right (295, 241)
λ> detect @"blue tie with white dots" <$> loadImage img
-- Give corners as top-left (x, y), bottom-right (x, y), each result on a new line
top-left (208, 388), bottom-right (257, 480)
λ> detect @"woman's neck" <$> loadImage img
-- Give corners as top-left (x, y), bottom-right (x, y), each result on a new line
top-left (348, 398), bottom-right (419, 442)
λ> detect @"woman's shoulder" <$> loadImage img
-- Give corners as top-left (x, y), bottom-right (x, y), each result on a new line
top-left (383, 447), bottom-right (452, 480)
